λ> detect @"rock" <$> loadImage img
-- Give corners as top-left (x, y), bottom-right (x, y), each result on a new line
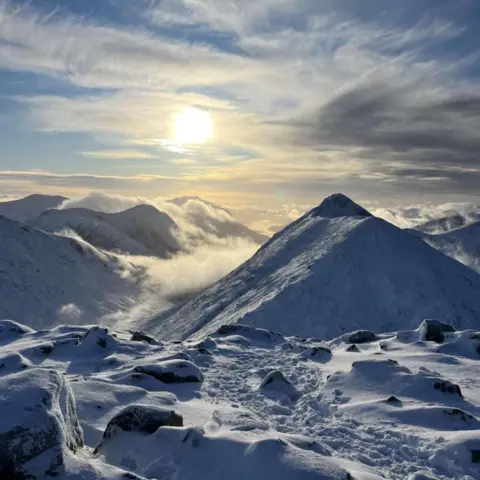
top-left (0, 368), bottom-right (83, 478)
top-left (386, 395), bottom-right (401, 404)
top-left (420, 319), bottom-right (455, 343)
top-left (80, 326), bottom-right (116, 350)
top-left (299, 346), bottom-right (332, 361)
top-left (471, 449), bottom-right (480, 463)
top-left (130, 331), bottom-right (159, 345)
top-left (134, 359), bottom-right (204, 384)
top-left (95, 405), bottom-right (183, 453)
top-left (215, 324), bottom-right (284, 344)
top-left (0, 319), bottom-right (34, 339)
top-left (259, 370), bottom-right (301, 401)
top-left (346, 344), bottom-right (360, 353)
top-left (0, 352), bottom-right (32, 374)
top-left (434, 380), bottom-right (462, 397)
top-left (348, 330), bottom-right (377, 344)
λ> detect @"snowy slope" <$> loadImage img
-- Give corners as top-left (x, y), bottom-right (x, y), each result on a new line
top-left (1, 318), bottom-right (479, 479)
top-left (30, 204), bottom-right (181, 258)
top-left (411, 221), bottom-right (480, 273)
top-left (414, 212), bottom-right (480, 234)
top-left (0, 193), bottom-right (67, 222)
top-left (0, 216), bottom-right (142, 328)
top-left (146, 194), bottom-right (480, 341)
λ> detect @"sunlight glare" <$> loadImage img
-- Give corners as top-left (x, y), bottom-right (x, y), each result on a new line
top-left (174, 108), bottom-right (212, 144)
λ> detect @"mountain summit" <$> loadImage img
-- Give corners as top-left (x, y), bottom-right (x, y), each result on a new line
top-left (311, 193), bottom-right (372, 218)
top-left (145, 194), bottom-right (480, 341)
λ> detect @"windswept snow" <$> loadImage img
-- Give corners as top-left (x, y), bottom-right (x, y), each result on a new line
top-left (0, 318), bottom-right (479, 479)
top-left (0, 216), bottom-right (143, 328)
top-left (145, 194), bottom-right (480, 341)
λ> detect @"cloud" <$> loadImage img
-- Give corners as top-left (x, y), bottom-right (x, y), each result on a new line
top-left (373, 202), bottom-right (480, 229)
top-left (293, 81), bottom-right (480, 194)
top-left (0, 0), bottom-right (478, 208)
top-left (79, 150), bottom-right (157, 160)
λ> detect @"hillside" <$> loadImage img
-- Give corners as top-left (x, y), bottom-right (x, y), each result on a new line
top-left (412, 221), bottom-right (480, 273)
top-left (30, 204), bottom-right (181, 258)
top-left (145, 194), bottom-right (480, 341)
top-left (0, 193), bottom-right (67, 221)
top-left (0, 215), bottom-right (142, 329)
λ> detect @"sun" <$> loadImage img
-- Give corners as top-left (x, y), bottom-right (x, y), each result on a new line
top-left (174, 108), bottom-right (212, 144)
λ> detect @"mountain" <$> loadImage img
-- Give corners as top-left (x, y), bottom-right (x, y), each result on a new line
top-left (0, 194), bottom-right (67, 222)
top-left (414, 212), bottom-right (480, 234)
top-left (0, 215), bottom-right (142, 329)
top-left (411, 221), bottom-right (480, 273)
top-left (30, 204), bottom-right (181, 258)
top-left (169, 196), bottom-right (268, 245)
top-left (145, 193), bottom-right (480, 341)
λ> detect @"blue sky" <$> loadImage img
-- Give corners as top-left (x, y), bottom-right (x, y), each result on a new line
top-left (0, 0), bottom-right (479, 223)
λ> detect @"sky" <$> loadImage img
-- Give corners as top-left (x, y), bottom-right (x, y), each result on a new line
top-left (0, 0), bottom-right (479, 232)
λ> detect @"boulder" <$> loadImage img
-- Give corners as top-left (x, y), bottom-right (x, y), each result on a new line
top-left (420, 319), bottom-right (455, 343)
top-left (130, 331), bottom-right (159, 345)
top-left (95, 405), bottom-right (183, 454)
top-left (134, 359), bottom-right (204, 384)
top-left (346, 344), bottom-right (360, 353)
top-left (259, 370), bottom-right (301, 401)
top-left (0, 368), bottom-right (83, 479)
top-left (433, 380), bottom-right (462, 397)
top-left (299, 346), bottom-right (332, 361)
top-left (348, 330), bottom-right (377, 344)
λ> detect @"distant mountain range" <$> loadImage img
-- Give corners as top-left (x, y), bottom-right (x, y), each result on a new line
top-left (30, 204), bottom-right (182, 258)
top-left (0, 194), bottom-right (268, 259)
top-left (0, 194), bottom-right (66, 222)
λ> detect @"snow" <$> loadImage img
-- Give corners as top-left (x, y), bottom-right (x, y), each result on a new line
top-left (0, 193), bottom-right (66, 222)
top-left (30, 205), bottom-right (181, 258)
top-left (412, 221), bottom-right (480, 273)
top-left (0, 216), bottom-right (142, 329)
top-left (146, 196), bottom-right (480, 341)
top-left (0, 318), bottom-right (478, 479)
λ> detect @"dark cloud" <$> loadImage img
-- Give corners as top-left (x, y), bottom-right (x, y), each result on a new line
top-left (294, 82), bottom-right (480, 192)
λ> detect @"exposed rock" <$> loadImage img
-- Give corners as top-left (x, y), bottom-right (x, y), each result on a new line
top-left (420, 319), bottom-right (455, 343)
top-left (348, 330), bottom-right (377, 344)
top-left (471, 449), bottom-right (480, 463)
top-left (0, 368), bottom-right (83, 478)
top-left (259, 370), bottom-right (301, 401)
top-left (346, 344), bottom-right (360, 353)
top-left (80, 326), bottom-right (115, 349)
top-left (386, 396), bottom-right (401, 404)
top-left (299, 345), bottom-right (332, 361)
top-left (134, 359), bottom-right (204, 384)
top-left (130, 331), bottom-right (159, 345)
top-left (434, 380), bottom-right (462, 397)
top-left (95, 405), bottom-right (183, 453)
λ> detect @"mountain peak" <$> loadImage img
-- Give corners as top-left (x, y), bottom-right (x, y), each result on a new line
top-left (311, 193), bottom-right (372, 219)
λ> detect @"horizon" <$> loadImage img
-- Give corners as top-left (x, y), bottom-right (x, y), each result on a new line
top-left (0, 0), bottom-right (479, 234)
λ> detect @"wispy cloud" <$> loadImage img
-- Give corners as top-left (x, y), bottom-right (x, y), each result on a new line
top-left (0, 0), bottom-right (478, 206)
top-left (79, 149), bottom-right (157, 160)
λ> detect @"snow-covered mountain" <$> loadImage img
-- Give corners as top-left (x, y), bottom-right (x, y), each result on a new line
top-left (145, 194), bottom-right (480, 341)
top-left (30, 204), bottom-right (181, 258)
top-left (411, 221), bottom-right (480, 273)
top-left (0, 193), bottom-right (66, 222)
top-left (0, 215), bottom-right (142, 329)
top-left (413, 211), bottom-right (480, 234)
top-left (169, 195), bottom-right (268, 245)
